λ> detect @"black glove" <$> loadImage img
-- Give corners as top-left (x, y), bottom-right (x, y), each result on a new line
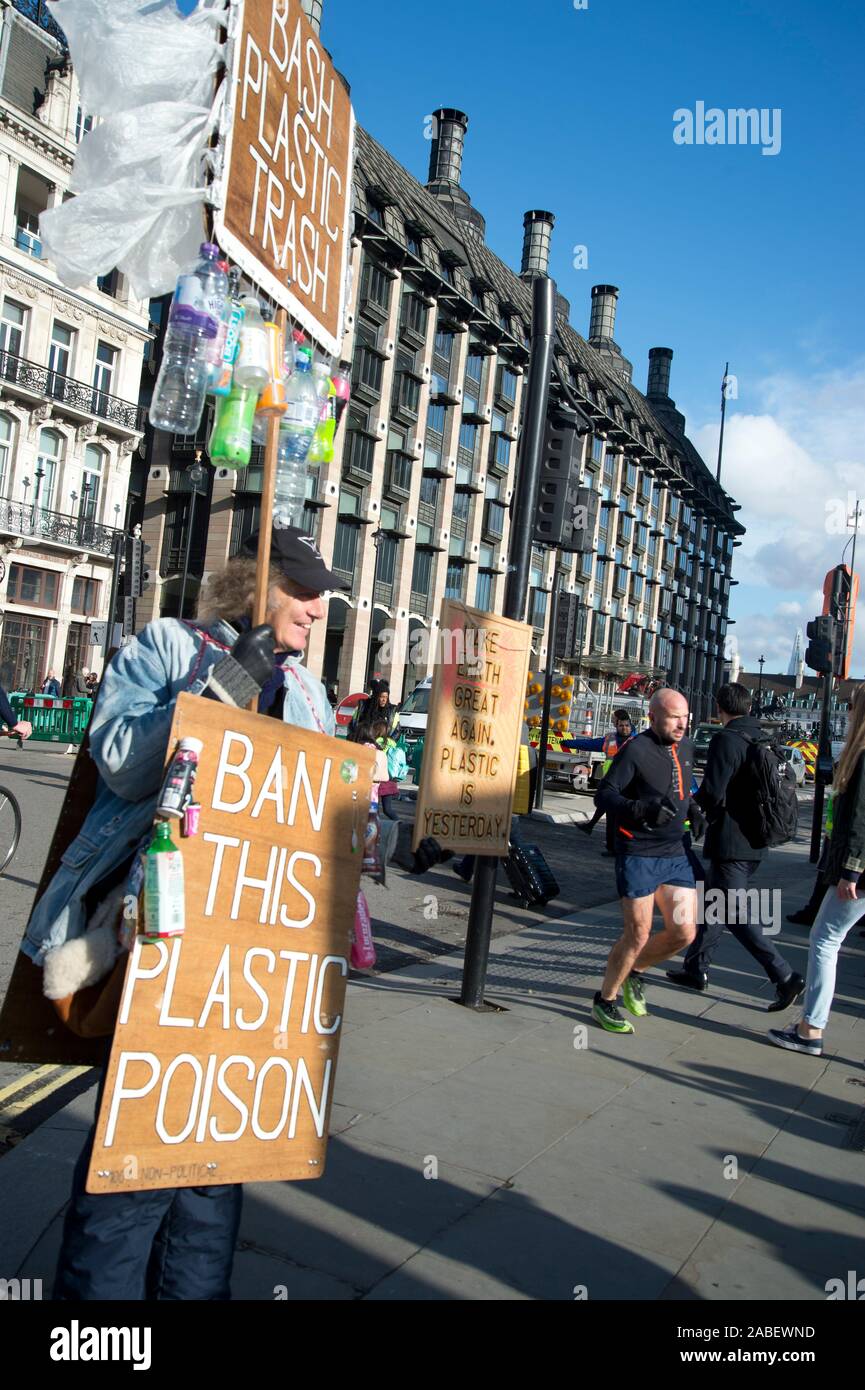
top-left (390, 821), bottom-right (447, 874)
top-left (687, 802), bottom-right (708, 841)
top-left (631, 795), bottom-right (677, 829)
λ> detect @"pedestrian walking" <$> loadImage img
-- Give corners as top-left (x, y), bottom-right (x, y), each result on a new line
top-left (667, 682), bottom-right (805, 1010)
top-left (41, 670), bottom-right (61, 697)
top-left (769, 683), bottom-right (865, 1056)
top-left (591, 689), bottom-right (705, 1034)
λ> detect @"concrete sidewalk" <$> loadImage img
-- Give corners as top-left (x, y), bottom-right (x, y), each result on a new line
top-left (2, 840), bottom-right (864, 1300)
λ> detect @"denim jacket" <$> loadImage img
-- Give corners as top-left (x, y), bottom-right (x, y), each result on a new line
top-left (23, 618), bottom-right (334, 964)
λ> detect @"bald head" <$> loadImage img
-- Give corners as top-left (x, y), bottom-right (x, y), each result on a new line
top-left (648, 687), bottom-right (689, 744)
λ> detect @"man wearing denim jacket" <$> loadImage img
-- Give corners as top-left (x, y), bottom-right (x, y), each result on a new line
top-left (35, 528), bottom-right (346, 1301)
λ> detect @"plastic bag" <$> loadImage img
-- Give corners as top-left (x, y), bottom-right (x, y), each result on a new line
top-left (350, 890), bottom-right (376, 971)
top-left (39, 0), bottom-right (227, 297)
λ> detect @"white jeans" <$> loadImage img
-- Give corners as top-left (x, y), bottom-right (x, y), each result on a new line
top-left (803, 886), bottom-right (864, 1029)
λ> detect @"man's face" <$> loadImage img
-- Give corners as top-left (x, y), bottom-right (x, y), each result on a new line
top-left (649, 694), bottom-right (689, 743)
top-left (615, 719), bottom-right (632, 740)
top-left (378, 690), bottom-right (389, 707)
top-left (267, 578), bottom-right (326, 651)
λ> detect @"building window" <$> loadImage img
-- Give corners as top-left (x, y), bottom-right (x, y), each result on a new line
top-left (458, 421), bottom-right (478, 457)
top-left (592, 436), bottom-right (604, 463)
top-left (482, 499), bottom-right (506, 540)
top-left (498, 366), bottom-right (518, 403)
top-left (332, 520), bottom-right (359, 577)
top-left (75, 107), bottom-right (94, 143)
top-left (366, 199), bottom-right (384, 226)
top-left (465, 352), bottom-right (483, 388)
top-left (7, 563), bottom-right (59, 609)
top-left (475, 570), bottom-right (493, 611)
top-left (0, 414), bottom-right (12, 494)
top-left (434, 328), bottom-right (454, 362)
top-left (71, 575), bottom-right (101, 615)
top-left (81, 444), bottom-right (105, 521)
top-left (0, 299), bottom-right (25, 358)
top-left (445, 561), bottom-right (464, 599)
top-left (411, 547), bottom-right (433, 597)
top-left (426, 403), bottom-right (446, 436)
top-left (15, 207), bottom-right (42, 258)
top-left (48, 322), bottom-right (73, 391)
top-left (400, 291), bottom-right (428, 337)
top-left (93, 341), bottom-right (117, 405)
top-left (359, 256), bottom-right (391, 310)
top-left (530, 588), bottom-right (548, 630)
top-left (36, 427), bottom-right (63, 511)
top-left (97, 269), bottom-right (120, 298)
top-left (492, 434), bottom-right (510, 470)
top-left (0, 614), bottom-right (51, 692)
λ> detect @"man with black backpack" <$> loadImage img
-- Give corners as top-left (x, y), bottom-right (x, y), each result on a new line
top-left (667, 682), bottom-right (804, 1009)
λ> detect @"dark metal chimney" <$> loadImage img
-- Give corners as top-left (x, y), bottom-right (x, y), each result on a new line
top-left (647, 347), bottom-right (673, 399)
top-left (588, 284), bottom-right (619, 346)
top-left (520, 210), bottom-right (555, 278)
top-left (427, 108), bottom-right (469, 187)
top-left (300, 0), bottom-right (322, 32)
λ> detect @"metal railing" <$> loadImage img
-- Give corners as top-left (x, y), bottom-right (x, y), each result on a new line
top-left (0, 496), bottom-right (120, 555)
top-left (0, 352), bottom-right (143, 432)
top-left (12, 0), bottom-right (67, 49)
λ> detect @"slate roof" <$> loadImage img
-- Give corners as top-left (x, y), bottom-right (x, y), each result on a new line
top-left (352, 124), bottom-right (743, 535)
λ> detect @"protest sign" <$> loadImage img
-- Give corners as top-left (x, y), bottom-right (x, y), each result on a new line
top-left (86, 693), bottom-right (374, 1193)
top-left (412, 602), bottom-right (533, 856)
top-left (214, 0), bottom-right (355, 358)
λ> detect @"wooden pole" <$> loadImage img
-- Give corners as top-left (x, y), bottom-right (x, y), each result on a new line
top-left (249, 306), bottom-right (287, 709)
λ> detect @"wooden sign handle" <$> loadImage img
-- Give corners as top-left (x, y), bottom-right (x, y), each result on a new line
top-left (250, 307), bottom-right (288, 709)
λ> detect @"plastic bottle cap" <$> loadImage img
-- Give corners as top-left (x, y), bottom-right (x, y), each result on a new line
top-left (201, 242), bottom-right (221, 258)
top-left (178, 737), bottom-right (204, 754)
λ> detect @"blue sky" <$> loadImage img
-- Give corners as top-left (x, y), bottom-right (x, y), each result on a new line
top-left (180, 0), bottom-right (864, 675)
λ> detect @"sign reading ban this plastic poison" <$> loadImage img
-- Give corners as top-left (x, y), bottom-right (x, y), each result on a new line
top-left (214, 0), bottom-right (355, 358)
top-left (87, 694), bottom-right (374, 1194)
top-left (412, 602), bottom-right (533, 857)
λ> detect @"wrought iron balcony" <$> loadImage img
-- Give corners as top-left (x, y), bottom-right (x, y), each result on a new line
top-left (0, 496), bottom-right (120, 556)
top-left (13, 0), bottom-right (67, 49)
top-left (0, 352), bottom-right (143, 432)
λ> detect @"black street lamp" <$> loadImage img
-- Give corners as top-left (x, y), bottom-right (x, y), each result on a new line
top-left (757, 654), bottom-right (765, 714)
top-left (363, 527), bottom-right (383, 690)
top-left (178, 456), bottom-right (206, 620)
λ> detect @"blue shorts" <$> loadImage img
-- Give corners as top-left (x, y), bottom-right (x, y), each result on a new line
top-left (615, 854), bottom-right (696, 900)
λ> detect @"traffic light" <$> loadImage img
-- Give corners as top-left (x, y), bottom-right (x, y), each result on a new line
top-left (533, 403), bottom-right (595, 551)
top-left (805, 615), bottom-right (836, 674)
top-left (122, 536), bottom-right (143, 598)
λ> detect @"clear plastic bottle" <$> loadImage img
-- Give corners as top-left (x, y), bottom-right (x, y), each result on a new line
top-left (307, 363), bottom-right (335, 464)
top-left (207, 267), bottom-right (244, 397)
top-left (279, 351), bottom-right (319, 464)
top-left (234, 296), bottom-right (271, 391)
top-left (273, 424), bottom-right (309, 528)
top-left (150, 243), bottom-right (228, 434)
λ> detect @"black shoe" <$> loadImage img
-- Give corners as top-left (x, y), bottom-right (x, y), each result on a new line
top-left (767, 972), bottom-right (805, 1012)
top-left (768, 1023), bottom-right (822, 1057)
top-left (786, 909), bottom-right (816, 926)
top-left (666, 968), bottom-right (708, 992)
top-left (577, 822), bottom-right (594, 836)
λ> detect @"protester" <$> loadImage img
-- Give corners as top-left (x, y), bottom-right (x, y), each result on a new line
top-left (41, 669), bottom-right (61, 697)
top-left (667, 682), bottom-right (805, 1011)
top-left (0, 681), bottom-right (32, 741)
top-left (20, 528), bottom-right (441, 1301)
top-left (578, 709), bottom-right (636, 853)
top-left (591, 688), bottom-right (704, 1033)
top-left (350, 677), bottom-right (399, 738)
top-left (769, 684), bottom-right (865, 1056)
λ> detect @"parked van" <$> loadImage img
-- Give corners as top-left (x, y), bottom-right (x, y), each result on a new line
top-left (398, 676), bottom-right (432, 753)
top-left (693, 721), bottom-right (722, 769)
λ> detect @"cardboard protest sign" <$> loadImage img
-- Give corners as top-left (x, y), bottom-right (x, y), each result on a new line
top-left (86, 694), bottom-right (373, 1193)
top-left (214, 0), bottom-right (355, 358)
top-left (412, 602), bottom-right (533, 857)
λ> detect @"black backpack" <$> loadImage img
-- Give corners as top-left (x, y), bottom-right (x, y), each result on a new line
top-left (734, 732), bottom-right (799, 848)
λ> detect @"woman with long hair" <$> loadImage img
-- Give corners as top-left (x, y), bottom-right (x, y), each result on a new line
top-left (769, 684), bottom-right (865, 1056)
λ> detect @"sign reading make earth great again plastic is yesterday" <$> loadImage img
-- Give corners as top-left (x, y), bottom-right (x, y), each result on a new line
top-left (215, 0), bottom-right (355, 358)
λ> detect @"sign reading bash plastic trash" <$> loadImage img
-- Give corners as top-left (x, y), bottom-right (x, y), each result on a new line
top-left (412, 602), bottom-right (533, 857)
top-left (214, 0), bottom-right (355, 357)
top-left (87, 694), bottom-right (373, 1193)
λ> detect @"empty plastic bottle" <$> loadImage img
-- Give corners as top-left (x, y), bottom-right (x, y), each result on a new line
top-left (208, 382), bottom-right (258, 469)
top-left (272, 424), bottom-right (309, 529)
top-left (150, 243), bottom-right (228, 434)
top-left (234, 297), bottom-right (270, 391)
top-left (207, 267), bottom-right (244, 397)
top-left (278, 350), bottom-right (319, 464)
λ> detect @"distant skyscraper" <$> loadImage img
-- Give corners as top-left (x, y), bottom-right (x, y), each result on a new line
top-left (788, 630), bottom-right (804, 684)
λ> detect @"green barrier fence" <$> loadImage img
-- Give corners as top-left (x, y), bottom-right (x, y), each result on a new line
top-left (9, 694), bottom-right (94, 745)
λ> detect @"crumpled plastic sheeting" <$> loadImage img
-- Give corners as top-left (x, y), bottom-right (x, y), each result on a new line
top-left (40, 0), bottom-right (228, 298)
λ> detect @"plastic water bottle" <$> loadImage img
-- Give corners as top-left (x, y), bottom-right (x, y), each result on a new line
top-left (234, 297), bottom-right (270, 391)
top-left (273, 423), bottom-right (309, 528)
top-left (150, 243), bottom-right (228, 434)
top-left (207, 267), bottom-right (244, 397)
top-left (279, 351), bottom-right (319, 462)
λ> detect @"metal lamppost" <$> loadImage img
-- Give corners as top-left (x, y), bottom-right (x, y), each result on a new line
top-left (178, 455), bottom-right (206, 620)
top-left (363, 527), bottom-right (383, 689)
top-left (757, 654), bottom-right (765, 714)
top-left (33, 465), bottom-right (45, 518)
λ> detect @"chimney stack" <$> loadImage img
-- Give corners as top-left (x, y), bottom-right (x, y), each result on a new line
top-left (520, 210), bottom-right (555, 278)
top-left (588, 284), bottom-right (619, 346)
top-left (427, 108), bottom-right (469, 187)
top-left (647, 347), bottom-right (673, 399)
top-left (300, 0), bottom-right (322, 33)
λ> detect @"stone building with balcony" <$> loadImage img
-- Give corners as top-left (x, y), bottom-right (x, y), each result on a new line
top-left (133, 0), bottom-right (743, 723)
top-left (0, 0), bottom-right (148, 692)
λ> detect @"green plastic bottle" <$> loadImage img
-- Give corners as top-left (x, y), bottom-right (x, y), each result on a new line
top-left (208, 381), bottom-right (258, 468)
top-left (142, 822), bottom-right (185, 941)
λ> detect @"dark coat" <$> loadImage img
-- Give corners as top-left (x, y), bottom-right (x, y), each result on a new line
top-left (825, 752), bottom-right (865, 886)
top-left (695, 715), bottom-right (771, 862)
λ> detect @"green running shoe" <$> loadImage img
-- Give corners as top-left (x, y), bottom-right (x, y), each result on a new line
top-left (622, 972), bottom-right (648, 1017)
top-left (592, 992), bottom-right (635, 1033)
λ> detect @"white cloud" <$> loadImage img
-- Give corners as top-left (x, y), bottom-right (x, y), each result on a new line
top-left (691, 361), bottom-right (865, 678)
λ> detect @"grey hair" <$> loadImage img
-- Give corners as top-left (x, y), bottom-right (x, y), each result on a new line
top-left (196, 556), bottom-right (285, 623)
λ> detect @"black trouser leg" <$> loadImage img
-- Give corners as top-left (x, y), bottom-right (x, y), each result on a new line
top-left (685, 859), bottom-right (793, 986)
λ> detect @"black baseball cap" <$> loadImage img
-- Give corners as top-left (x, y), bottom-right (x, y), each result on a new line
top-left (242, 528), bottom-right (350, 592)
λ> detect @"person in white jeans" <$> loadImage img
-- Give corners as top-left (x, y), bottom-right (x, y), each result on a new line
top-left (769, 685), bottom-right (865, 1058)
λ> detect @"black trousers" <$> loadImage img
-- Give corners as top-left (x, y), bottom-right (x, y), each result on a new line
top-left (684, 858), bottom-right (793, 986)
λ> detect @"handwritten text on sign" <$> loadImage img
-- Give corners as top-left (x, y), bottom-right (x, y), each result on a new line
top-left (412, 602), bottom-right (532, 856)
top-left (87, 695), bottom-right (373, 1193)
top-left (216, 0), bottom-right (354, 356)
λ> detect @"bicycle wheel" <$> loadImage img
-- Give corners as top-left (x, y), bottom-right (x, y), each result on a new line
top-left (0, 786), bottom-right (22, 875)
